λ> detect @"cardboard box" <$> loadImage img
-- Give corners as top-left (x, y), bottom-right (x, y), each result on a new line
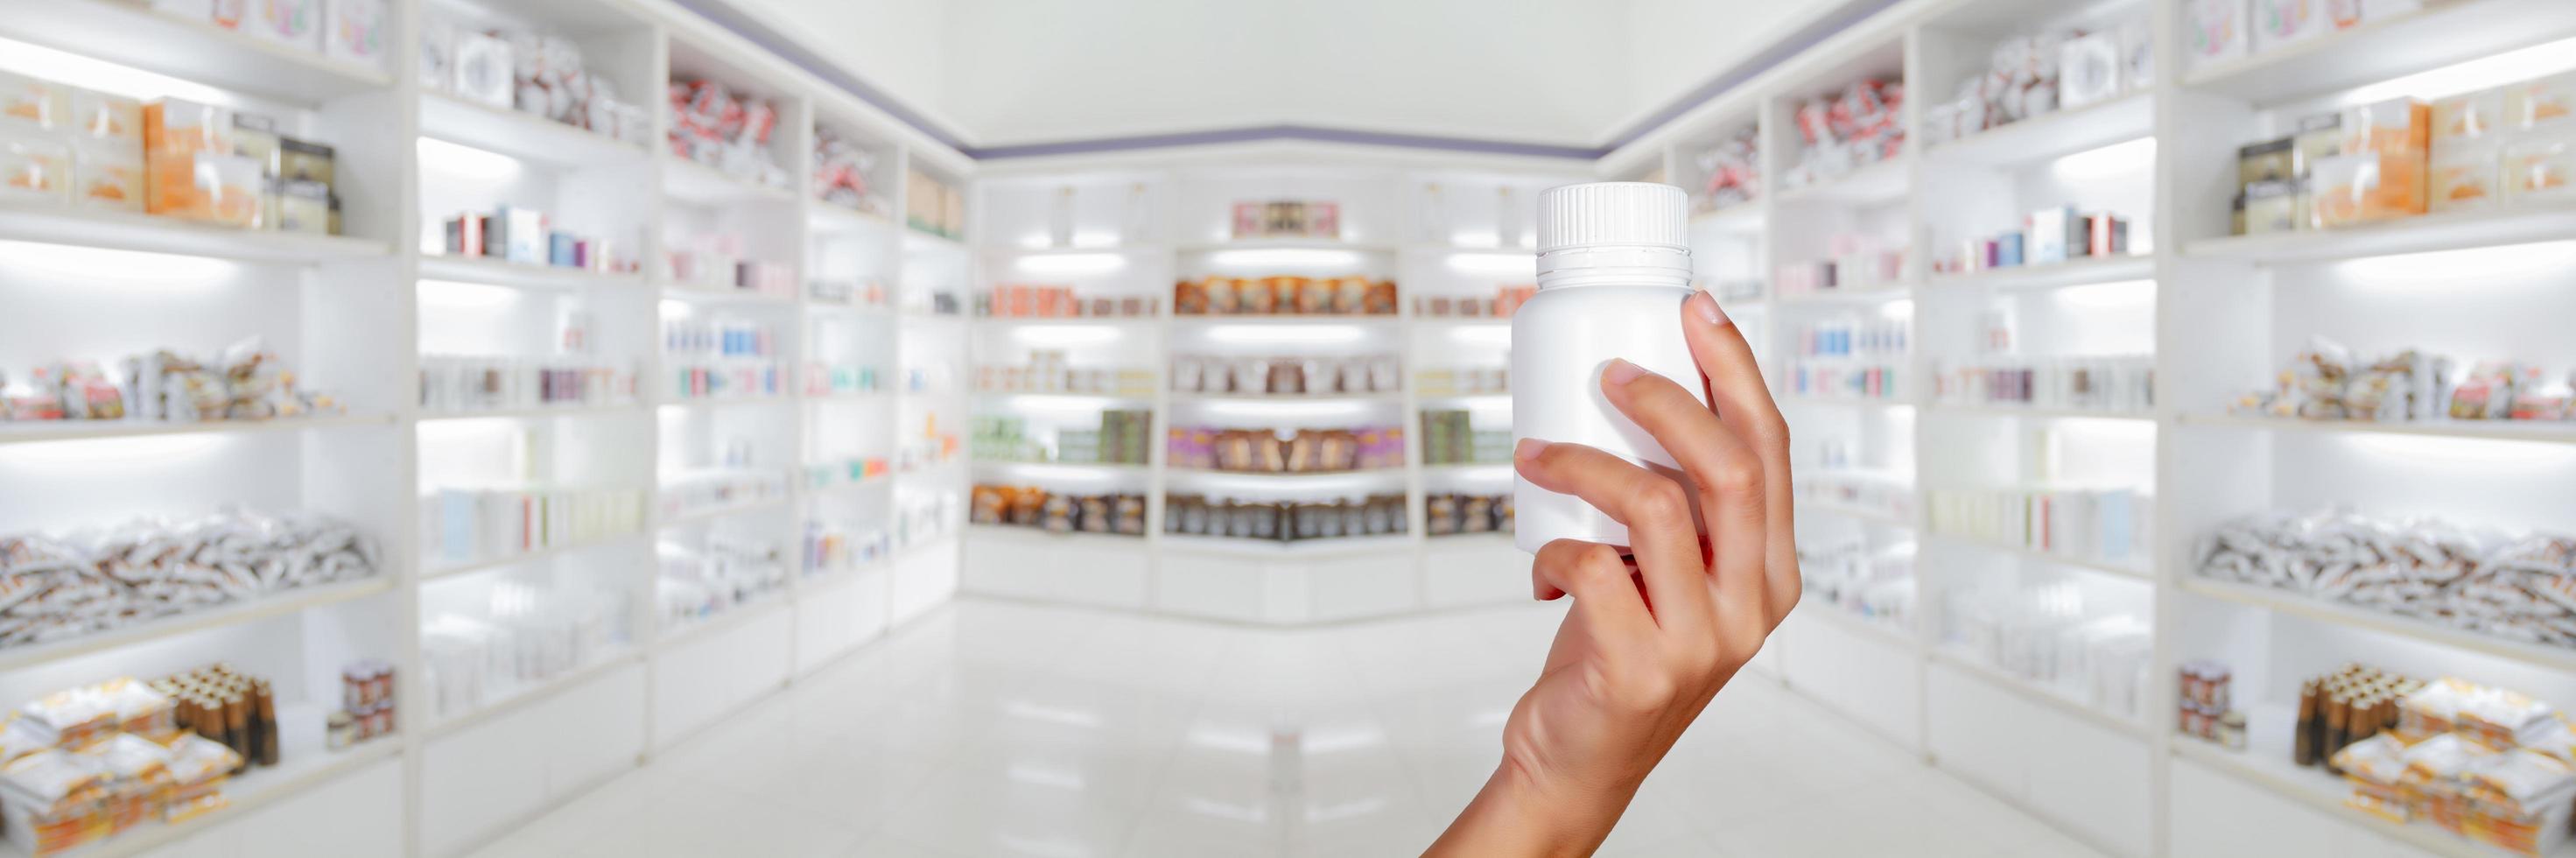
top-left (325, 0), bottom-right (389, 71)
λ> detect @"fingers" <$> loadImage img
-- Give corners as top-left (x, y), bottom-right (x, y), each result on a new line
top-left (1515, 439), bottom-right (1711, 633)
top-left (1682, 291), bottom-right (1800, 623)
top-left (1597, 357), bottom-right (1769, 636)
top-left (1531, 539), bottom-right (1653, 642)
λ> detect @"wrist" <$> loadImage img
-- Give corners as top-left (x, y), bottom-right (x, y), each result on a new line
top-left (1435, 756), bottom-right (1631, 857)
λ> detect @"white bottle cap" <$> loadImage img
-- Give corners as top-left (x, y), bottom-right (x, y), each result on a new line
top-left (1537, 182), bottom-right (1688, 252)
top-left (1535, 182), bottom-right (1689, 285)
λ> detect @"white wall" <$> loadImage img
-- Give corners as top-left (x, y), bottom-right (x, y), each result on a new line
top-left (1620, 0), bottom-right (1842, 127)
top-left (721, 0), bottom-right (951, 126)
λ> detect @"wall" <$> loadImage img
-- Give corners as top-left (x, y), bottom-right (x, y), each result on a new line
top-left (1619, 0), bottom-right (1848, 129)
top-left (720, 0), bottom-right (952, 127)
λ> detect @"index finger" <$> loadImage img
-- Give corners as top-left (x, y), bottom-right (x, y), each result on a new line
top-left (1682, 291), bottom-right (1798, 623)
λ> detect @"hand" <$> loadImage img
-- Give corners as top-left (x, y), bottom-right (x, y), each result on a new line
top-left (1428, 291), bottom-right (1799, 857)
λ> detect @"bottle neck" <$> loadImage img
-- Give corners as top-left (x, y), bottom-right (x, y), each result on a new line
top-left (1536, 244), bottom-right (1693, 290)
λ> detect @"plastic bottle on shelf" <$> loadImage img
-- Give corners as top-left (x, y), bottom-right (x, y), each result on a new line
top-left (1512, 181), bottom-right (1707, 553)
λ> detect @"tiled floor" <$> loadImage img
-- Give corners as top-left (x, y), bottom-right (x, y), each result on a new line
top-left (467, 600), bottom-right (2110, 857)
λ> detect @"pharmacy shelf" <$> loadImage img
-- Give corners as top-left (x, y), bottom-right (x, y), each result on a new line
top-left (1774, 158), bottom-right (1909, 207)
top-left (0, 577), bottom-right (397, 673)
top-left (803, 390), bottom-right (895, 404)
top-left (2172, 740), bottom-right (2576, 858)
top-left (1775, 285), bottom-right (1914, 306)
top-left (0, 0), bottom-right (392, 105)
top-left (980, 243), bottom-right (1171, 257)
top-left (2181, 199), bottom-right (2576, 264)
top-left (1779, 395), bottom-right (1914, 411)
top-left (0, 740), bottom-right (408, 858)
top-left (796, 473), bottom-right (892, 496)
top-left (1169, 314), bottom-right (1405, 327)
top-left (1802, 500), bottom-right (1914, 528)
top-left (1923, 403), bottom-right (2155, 422)
top-left (653, 395), bottom-right (794, 411)
top-left (421, 531), bottom-right (649, 582)
top-left (2175, 411), bottom-right (2576, 446)
top-left (417, 402), bottom-right (645, 422)
top-left (419, 256), bottom-right (647, 292)
top-left (1421, 462), bottom-right (1512, 475)
top-left (1927, 91), bottom-right (2154, 166)
top-left (419, 93), bottom-right (649, 167)
top-left (793, 556), bottom-right (888, 593)
top-left (0, 411), bottom-right (399, 446)
top-left (0, 204), bottom-right (392, 264)
top-left (1931, 644), bottom-right (2149, 738)
top-left (1176, 239), bottom-right (1400, 254)
top-left (658, 496), bottom-right (792, 528)
top-left (1925, 255), bottom-right (2154, 292)
top-left (1169, 391), bottom-right (1407, 404)
top-left (972, 390), bottom-right (1158, 405)
top-left (965, 524), bottom-right (1149, 546)
top-left (1929, 531), bottom-right (2155, 582)
top-left (421, 649), bottom-right (642, 740)
top-left (902, 229), bottom-right (972, 254)
top-left (660, 157), bottom-right (797, 206)
top-left (1158, 532), bottom-right (1417, 558)
top-left (654, 596), bottom-right (792, 654)
top-left (1800, 602), bottom-right (1918, 651)
top-left (1414, 391), bottom-right (1512, 406)
top-left (656, 280), bottom-right (799, 306)
top-left (1163, 468), bottom-right (1409, 485)
top-left (2178, 577), bottom-right (2576, 673)
top-left (969, 460), bottom-right (1154, 477)
top-left (2178, 0), bottom-right (2576, 106)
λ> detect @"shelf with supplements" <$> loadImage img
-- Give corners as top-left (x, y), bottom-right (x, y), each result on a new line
top-left (0, 411), bottom-right (400, 446)
top-left (419, 648), bottom-right (642, 740)
top-left (0, 204), bottom-right (392, 264)
top-left (1157, 531), bottom-right (1416, 558)
top-left (2179, 576), bottom-right (2576, 674)
top-left (0, 738), bottom-right (409, 858)
top-left (2171, 722), bottom-right (2576, 858)
top-left (1927, 92), bottom-right (2157, 168)
top-left (1773, 284), bottom-right (1915, 306)
top-left (2174, 411), bottom-right (2576, 446)
top-left (0, 1), bottom-right (393, 107)
top-left (419, 255), bottom-right (647, 292)
top-left (418, 92), bottom-right (650, 169)
top-left (1924, 255), bottom-right (2154, 293)
top-left (1922, 402), bottom-right (2156, 422)
top-left (1931, 644), bottom-right (2150, 739)
top-left (2178, 0), bottom-right (2576, 107)
top-left (0, 577), bottom-right (397, 674)
top-left (422, 531), bottom-right (650, 582)
top-left (2182, 198), bottom-right (2576, 265)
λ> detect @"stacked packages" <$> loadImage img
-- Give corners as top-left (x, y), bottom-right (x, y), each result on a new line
top-left (420, 486), bottom-right (645, 570)
top-left (0, 675), bottom-right (247, 856)
top-left (1, 510), bottom-right (378, 649)
top-left (3, 338), bottom-right (343, 425)
top-left (1780, 76), bottom-right (1904, 192)
top-left (2196, 510), bottom-right (2576, 649)
top-left (2330, 676), bottom-right (2576, 856)
top-left (2230, 336), bottom-right (2574, 423)
top-left (666, 77), bottom-right (787, 189)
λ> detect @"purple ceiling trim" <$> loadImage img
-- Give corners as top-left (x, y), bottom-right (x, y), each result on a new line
top-left (676, 0), bottom-right (1899, 162)
top-left (969, 124), bottom-right (1601, 161)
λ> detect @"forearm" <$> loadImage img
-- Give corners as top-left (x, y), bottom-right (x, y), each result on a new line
top-left (1425, 758), bottom-right (1630, 858)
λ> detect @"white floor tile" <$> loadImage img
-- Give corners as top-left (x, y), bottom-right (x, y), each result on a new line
top-left (469, 599), bottom-right (2109, 858)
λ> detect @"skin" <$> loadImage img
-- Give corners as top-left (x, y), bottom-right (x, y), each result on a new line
top-left (1427, 291), bottom-right (1799, 858)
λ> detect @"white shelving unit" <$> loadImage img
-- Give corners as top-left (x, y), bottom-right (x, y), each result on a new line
top-left (0, 2), bottom-right (967, 857)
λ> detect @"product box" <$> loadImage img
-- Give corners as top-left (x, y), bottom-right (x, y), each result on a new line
top-left (0, 71), bottom-right (67, 133)
top-left (67, 89), bottom-right (140, 144)
top-left (70, 144), bottom-right (143, 211)
top-left (2239, 137), bottom-right (2295, 187)
top-left (2185, 0), bottom-right (2250, 71)
top-left (326, 0), bottom-right (390, 71)
top-left (2027, 206), bottom-right (2082, 265)
top-left (418, 17), bottom-right (454, 92)
top-left (232, 113), bottom-right (282, 229)
top-left (2429, 149), bottom-right (2498, 212)
top-left (277, 179), bottom-right (329, 233)
top-left (548, 232), bottom-right (579, 267)
top-left (144, 98), bottom-right (259, 225)
top-left (2434, 89), bottom-right (2502, 142)
top-left (2312, 152), bottom-right (2423, 228)
top-left (2501, 140), bottom-right (2571, 198)
top-left (2502, 72), bottom-right (2576, 130)
top-left (485, 206), bottom-right (544, 264)
top-left (0, 135), bottom-right (71, 203)
top-left (451, 32), bottom-right (515, 109)
top-left (2343, 97), bottom-right (2431, 157)
top-left (249, 0), bottom-right (323, 53)
top-left (279, 137), bottom-right (333, 187)
top-left (2250, 0), bottom-right (2327, 54)
top-left (2086, 214), bottom-right (2130, 257)
top-left (2060, 32), bottom-right (2123, 109)
top-left (443, 213), bottom-right (483, 257)
top-left (2243, 180), bottom-right (2299, 235)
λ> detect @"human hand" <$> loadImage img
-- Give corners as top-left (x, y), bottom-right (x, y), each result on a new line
top-left (1428, 291), bottom-right (1798, 857)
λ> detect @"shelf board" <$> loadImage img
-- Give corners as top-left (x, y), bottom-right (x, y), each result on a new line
top-left (0, 0), bottom-right (392, 105)
top-left (416, 402), bottom-right (644, 422)
top-left (903, 229), bottom-right (971, 254)
top-left (2175, 411), bottom-right (2576, 445)
top-left (1169, 313), bottom-right (1403, 326)
top-left (1775, 285), bottom-right (1913, 306)
top-left (655, 594), bottom-right (791, 654)
top-left (1800, 602), bottom-right (1919, 651)
top-left (0, 739), bottom-right (407, 858)
top-left (965, 523), bottom-right (1149, 546)
top-left (1924, 403), bottom-right (2155, 422)
top-left (971, 390), bottom-right (1157, 405)
top-left (0, 577), bottom-right (395, 673)
top-left (809, 202), bottom-right (895, 232)
top-left (2179, 0), bottom-right (2576, 106)
top-left (0, 411), bottom-right (397, 446)
top-left (422, 649), bottom-right (642, 740)
top-left (1414, 391), bottom-right (1511, 406)
top-left (2172, 740), bottom-right (2576, 858)
top-left (1690, 200), bottom-right (1765, 234)
top-left (1158, 532), bottom-right (1416, 558)
top-left (419, 256), bottom-right (645, 291)
top-left (653, 395), bottom-right (793, 410)
top-left (979, 243), bottom-right (1167, 257)
top-left (1774, 158), bottom-right (1909, 207)
top-left (1925, 255), bottom-right (2154, 292)
top-left (1803, 501), bottom-right (1914, 528)
top-left (802, 390), bottom-right (894, 404)
top-left (1177, 239), bottom-right (1399, 254)
top-left (0, 203), bottom-right (391, 263)
top-left (1164, 468), bottom-right (1407, 482)
top-left (971, 315), bottom-right (1163, 329)
top-left (1927, 91), bottom-right (2154, 166)
top-left (658, 495), bottom-right (791, 528)
top-left (1421, 531), bottom-right (1517, 551)
top-left (796, 474), bottom-right (893, 496)
top-left (422, 531), bottom-right (646, 581)
top-left (1169, 391), bottom-right (1405, 403)
top-left (1421, 461), bottom-right (1512, 475)
top-left (2182, 198), bottom-right (2576, 264)
top-left (2179, 577), bottom-right (2576, 673)
top-left (1930, 645), bottom-right (2148, 738)
top-left (1928, 531), bottom-right (2155, 581)
top-left (967, 460), bottom-right (1153, 476)
top-left (420, 93), bottom-right (648, 168)
top-left (660, 157), bottom-right (796, 206)
top-left (1780, 395), bottom-right (1914, 411)
top-left (656, 279), bottom-right (798, 306)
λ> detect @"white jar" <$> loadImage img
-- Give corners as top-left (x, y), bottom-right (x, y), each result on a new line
top-left (1513, 182), bottom-right (1707, 552)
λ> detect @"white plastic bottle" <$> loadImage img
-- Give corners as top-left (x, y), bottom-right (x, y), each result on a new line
top-left (1513, 182), bottom-right (1708, 553)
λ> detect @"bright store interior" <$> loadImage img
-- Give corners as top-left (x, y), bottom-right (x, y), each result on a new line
top-left (4, 0), bottom-right (2576, 856)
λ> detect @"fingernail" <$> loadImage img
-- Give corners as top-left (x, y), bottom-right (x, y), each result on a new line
top-left (1687, 291), bottom-right (1730, 327)
top-left (1513, 438), bottom-right (1545, 461)
top-left (1603, 358), bottom-right (1646, 386)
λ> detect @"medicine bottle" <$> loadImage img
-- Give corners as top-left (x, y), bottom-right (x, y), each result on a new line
top-left (1513, 182), bottom-right (1708, 552)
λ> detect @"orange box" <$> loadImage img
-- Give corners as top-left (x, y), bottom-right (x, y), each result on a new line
top-left (143, 98), bottom-right (258, 226)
